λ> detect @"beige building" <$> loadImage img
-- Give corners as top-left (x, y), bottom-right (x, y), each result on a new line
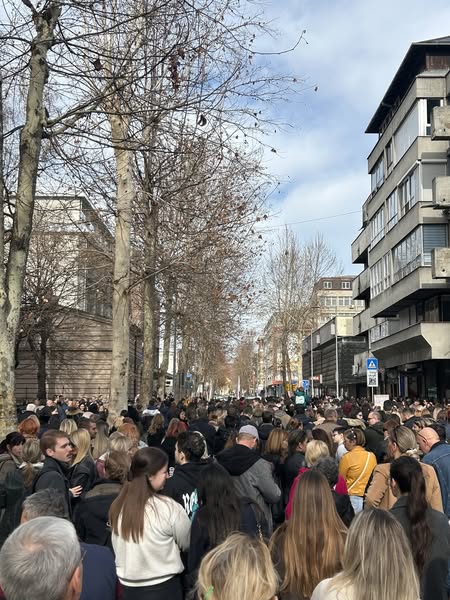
top-left (315, 277), bottom-right (365, 326)
top-left (352, 36), bottom-right (450, 401)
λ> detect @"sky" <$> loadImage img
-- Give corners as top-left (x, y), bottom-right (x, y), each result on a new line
top-left (255, 0), bottom-right (450, 274)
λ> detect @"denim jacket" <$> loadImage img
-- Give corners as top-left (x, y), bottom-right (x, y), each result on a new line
top-left (423, 441), bottom-right (450, 518)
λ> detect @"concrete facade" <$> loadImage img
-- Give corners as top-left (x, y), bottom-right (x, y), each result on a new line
top-left (351, 37), bottom-right (450, 401)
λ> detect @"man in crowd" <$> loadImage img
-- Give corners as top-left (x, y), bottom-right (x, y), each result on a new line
top-left (315, 407), bottom-right (338, 439)
top-left (0, 516), bottom-right (82, 600)
top-left (78, 417), bottom-right (97, 440)
top-left (364, 410), bottom-right (384, 454)
top-left (188, 406), bottom-right (216, 455)
top-left (216, 424), bottom-right (281, 534)
top-left (417, 426), bottom-right (450, 518)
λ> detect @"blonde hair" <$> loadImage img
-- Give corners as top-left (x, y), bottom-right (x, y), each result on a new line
top-left (265, 429), bottom-right (288, 455)
top-left (148, 414), bottom-right (164, 434)
top-left (328, 509), bottom-right (419, 600)
top-left (305, 439), bottom-right (329, 467)
top-left (60, 419), bottom-right (77, 436)
top-left (92, 420), bottom-right (110, 460)
top-left (390, 426), bottom-right (419, 458)
top-left (70, 429), bottom-right (92, 465)
top-left (270, 470), bottom-right (346, 598)
top-left (21, 439), bottom-right (43, 488)
top-left (109, 432), bottom-right (135, 454)
top-left (197, 533), bottom-right (278, 600)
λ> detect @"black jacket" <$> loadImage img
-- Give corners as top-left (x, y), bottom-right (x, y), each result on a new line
top-left (284, 452), bottom-right (306, 501)
top-left (188, 498), bottom-right (268, 575)
top-left (70, 456), bottom-right (97, 495)
top-left (188, 418), bottom-right (216, 455)
top-left (74, 480), bottom-right (122, 550)
top-left (332, 490), bottom-right (354, 528)
top-left (147, 428), bottom-right (165, 448)
top-left (33, 456), bottom-right (72, 516)
top-left (161, 436), bottom-right (177, 469)
top-left (363, 422), bottom-right (384, 454)
top-left (391, 495), bottom-right (450, 600)
top-left (162, 460), bottom-right (211, 518)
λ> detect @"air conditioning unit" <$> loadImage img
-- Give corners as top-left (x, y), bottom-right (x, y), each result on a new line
top-left (431, 247), bottom-right (450, 278)
top-left (431, 106), bottom-right (450, 140)
top-left (432, 177), bottom-right (450, 209)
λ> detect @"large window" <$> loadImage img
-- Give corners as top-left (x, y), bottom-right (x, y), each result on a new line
top-left (386, 190), bottom-right (398, 231)
top-left (395, 103), bottom-right (419, 161)
top-left (370, 252), bottom-right (391, 298)
top-left (371, 156), bottom-right (384, 193)
top-left (398, 169), bottom-right (417, 218)
top-left (426, 98), bottom-right (442, 136)
top-left (370, 207), bottom-right (385, 247)
top-left (392, 228), bottom-right (422, 282)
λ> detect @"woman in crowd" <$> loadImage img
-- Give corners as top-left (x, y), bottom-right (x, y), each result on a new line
top-left (69, 428), bottom-right (97, 494)
top-left (161, 418), bottom-right (187, 470)
top-left (390, 456), bottom-right (450, 600)
top-left (283, 430), bottom-right (307, 500)
top-left (188, 461), bottom-right (267, 577)
top-left (109, 447), bottom-right (191, 600)
top-left (262, 428), bottom-right (288, 526)
top-left (0, 438), bottom-right (43, 544)
top-left (60, 418), bottom-right (78, 437)
top-left (0, 433), bottom-right (25, 482)
top-left (365, 425), bottom-right (442, 510)
top-left (147, 414), bottom-right (165, 448)
top-left (17, 416), bottom-right (39, 439)
top-left (75, 450), bottom-right (130, 549)
top-left (118, 422), bottom-right (146, 450)
top-left (311, 509), bottom-right (420, 600)
top-left (92, 420), bottom-right (110, 461)
top-left (311, 428), bottom-right (334, 458)
top-left (312, 458), bottom-right (354, 527)
top-left (285, 440), bottom-right (348, 519)
top-left (96, 431), bottom-right (135, 478)
top-left (339, 428), bottom-right (376, 513)
top-left (271, 470), bottom-right (347, 600)
top-left (197, 532), bottom-right (278, 600)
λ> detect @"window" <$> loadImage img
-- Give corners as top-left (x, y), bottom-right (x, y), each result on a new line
top-left (341, 281), bottom-right (351, 289)
top-left (370, 207), bottom-right (385, 247)
top-left (442, 296), bottom-right (450, 322)
top-left (371, 156), bottom-right (384, 192)
top-left (370, 255), bottom-right (390, 298)
top-left (392, 228), bottom-right (422, 282)
top-left (398, 169), bottom-right (417, 218)
top-left (386, 140), bottom-right (393, 167)
top-left (416, 301), bottom-right (424, 323)
top-left (395, 103), bottom-right (419, 161)
top-left (425, 297), bottom-right (439, 322)
top-left (426, 98), bottom-right (442, 136)
top-left (323, 281), bottom-right (332, 289)
top-left (422, 224), bottom-right (448, 266)
top-left (386, 191), bottom-right (398, 231)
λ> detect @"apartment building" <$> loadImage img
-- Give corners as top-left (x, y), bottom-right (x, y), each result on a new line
top-left (352, 36), bottom-right (450, 401)
top-left (315, 277), bottom-right (365, 326)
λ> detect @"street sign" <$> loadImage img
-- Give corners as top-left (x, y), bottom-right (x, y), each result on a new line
top-left (302, 379), bottom-right (309, 390)
top-left (366, 358), bottom-right (378, 371)
top-left (367, 371), bottom-right (378, 388)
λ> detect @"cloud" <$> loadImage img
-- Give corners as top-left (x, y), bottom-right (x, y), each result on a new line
top-left (254, 0), bottom-right (450, 271)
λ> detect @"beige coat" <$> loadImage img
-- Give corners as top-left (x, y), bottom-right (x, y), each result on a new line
top-left (365, 460), bottom-right (443, 511)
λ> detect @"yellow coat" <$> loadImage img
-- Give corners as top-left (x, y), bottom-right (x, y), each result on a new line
top-left (339, 445), bottom-right (377, 497)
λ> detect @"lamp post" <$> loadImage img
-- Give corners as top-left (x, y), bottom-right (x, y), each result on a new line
top-left (335, 315), bottom-right (339, 398)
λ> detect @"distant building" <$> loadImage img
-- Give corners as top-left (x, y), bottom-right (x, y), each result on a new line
top-left (352, 36), bottom-right (450, 401)
top-left (315, 277), bottom-right (365, 326)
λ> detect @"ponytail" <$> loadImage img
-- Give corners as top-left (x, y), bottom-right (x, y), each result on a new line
top-left (390, 456), bottom-right (432, 574)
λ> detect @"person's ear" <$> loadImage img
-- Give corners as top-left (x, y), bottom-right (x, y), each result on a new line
top-left (67, 563), bottom-right (82, 600)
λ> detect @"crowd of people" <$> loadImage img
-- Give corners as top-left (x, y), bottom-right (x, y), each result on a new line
top-left (0, 392), bottom-right (449, 599)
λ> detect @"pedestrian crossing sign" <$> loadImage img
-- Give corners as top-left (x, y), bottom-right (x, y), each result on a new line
top-left (366, 358), bottom-right (378, 371)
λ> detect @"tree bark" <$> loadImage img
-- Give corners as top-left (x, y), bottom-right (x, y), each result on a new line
top-left (0, 3), bottom-right (60, 437)
top-left (157, 290), bottom-right (173, 397)
top-left (109, 113), bottom-right (134, 414)
top-left (140, 196), bottom-right (158, 405)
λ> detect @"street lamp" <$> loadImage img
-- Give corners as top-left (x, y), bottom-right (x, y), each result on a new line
top-left (335, 315), bottom-right (339, 398)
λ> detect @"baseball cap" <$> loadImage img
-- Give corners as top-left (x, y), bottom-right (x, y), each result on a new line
top-left (239, 424), bottom-right (259, 440)
top-left (26, 403), bottom-right (36, 413)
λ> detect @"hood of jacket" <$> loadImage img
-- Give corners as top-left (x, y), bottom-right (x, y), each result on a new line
top-left (167, 460), bottom-right (210, 489)
top-left (216, 444), bottom-right (260, 476)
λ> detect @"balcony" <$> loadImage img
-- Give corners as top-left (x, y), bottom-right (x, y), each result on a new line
top-left (351, 226), bottom-right (370, 265)
top-left (352, 268), bottom-right (370, 300)
top-left (353, 308), bottom-right (372, 335)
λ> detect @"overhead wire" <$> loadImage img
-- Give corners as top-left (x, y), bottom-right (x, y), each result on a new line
top-left (258, 209), bottom-right (361, 232)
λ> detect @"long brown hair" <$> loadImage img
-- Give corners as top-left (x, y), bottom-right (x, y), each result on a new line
top-left (270, 470), bottom-right (346, 598)
top-left (109, 447), bottom-right (168, 543)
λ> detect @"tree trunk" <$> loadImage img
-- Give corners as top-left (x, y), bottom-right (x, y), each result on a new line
top-left (0, 4), bottom-right (60, 438)
top-left (109, 113), bottom-right (134, 414)
top-left (157, 292), bottom-right (173, 396)
top-left (140, 197), bottom-right (158, 405)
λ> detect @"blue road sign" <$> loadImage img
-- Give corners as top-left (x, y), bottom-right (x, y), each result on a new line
top-left (366, 358), bottom-right (378, 371)
top-left (302, 379), bottom-right (309, 390)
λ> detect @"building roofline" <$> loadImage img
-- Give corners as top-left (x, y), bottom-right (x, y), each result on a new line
top-left (366, 37), bottom-right (450, 134)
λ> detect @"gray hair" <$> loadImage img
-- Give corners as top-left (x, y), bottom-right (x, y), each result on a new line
top-left (0, 517), bottom-right (81, 600)
top-left (22, 489), bottom-right (69, 521)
